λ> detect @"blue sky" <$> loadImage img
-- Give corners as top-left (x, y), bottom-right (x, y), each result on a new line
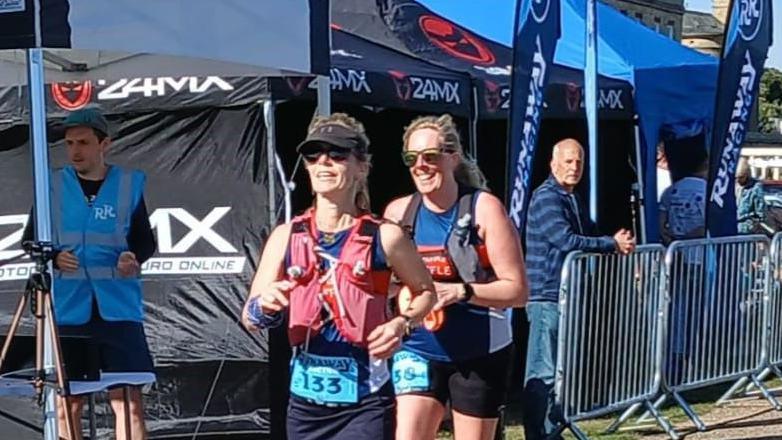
top-left (687, 0), bottom-right (779, 69)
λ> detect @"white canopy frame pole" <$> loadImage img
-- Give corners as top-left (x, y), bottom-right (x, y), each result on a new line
top-left (263, 99), bottom-right (293, 225)
top-left (275, 153), bottom-right (293, 223)
top-left (316, 4), bottom-right (333, 117)
top-left (469, 84), bottom-right (479, 160)
top-left (585, 0), bottom-right (599, 223)
top-left (316, 75), bottom-right (331, 117)
top-left (633, 118), bottom-right (647, 244)
top-left (27, 48), bottom-right (59, 440)
top-left (264, 100), bottom-right (278, 228)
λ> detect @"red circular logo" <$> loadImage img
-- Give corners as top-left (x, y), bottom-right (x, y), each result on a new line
top-left (419, 15), bottom-right (496, 65)
top-left (51, 81), bottom-right (93, 111)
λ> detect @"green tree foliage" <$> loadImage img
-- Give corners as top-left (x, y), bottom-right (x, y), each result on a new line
top-left (760, 67), bottom-right (782, 133)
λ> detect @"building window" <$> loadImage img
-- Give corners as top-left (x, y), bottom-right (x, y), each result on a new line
top-left (635, 12), bottom-right (643, 23)
top-left (654, 16), bottom-right (661, 33)
top-left (621, 9), bottom-right (627, 15)
top-left (667, 20), bottom-right (675, 38)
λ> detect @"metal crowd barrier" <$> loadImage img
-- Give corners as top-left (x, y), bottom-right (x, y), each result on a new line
top-left (762, 233), bottom-right (782, 382)
top-left (552, 245), bottom-right (676, 439)
top-left (718, 232), bottom-right (782, 405)
top-left (633, 235), bottom-right (780, 435)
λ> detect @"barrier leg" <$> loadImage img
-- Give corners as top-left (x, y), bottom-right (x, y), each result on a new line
top-left (772, 364), bottom-right (782, 381)
top-left (546, 423), bottom-right (567, 440)
top-left (750, 374), bottom-right (782, 410)
top-left (569, 422), bottom-right (589, 440)
top-left (744, 367), bottom-right (770, 394)
top-left (605, 401), bottom-right (642, 433)
top-left (637, 393), bottom-right (667, 423)
top-left (716, 377), bottom-right (749, 405)
top-left (644, 399), bottom-right (679, 440)
top-left (672, 391), bottom-right (705, 431)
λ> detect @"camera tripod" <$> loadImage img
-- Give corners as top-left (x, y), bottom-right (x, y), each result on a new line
top-left (0, 241), bottom-right (78, 439)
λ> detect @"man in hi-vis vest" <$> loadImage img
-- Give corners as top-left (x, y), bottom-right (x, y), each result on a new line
top-left (23, 108), bottom-right (156, 440)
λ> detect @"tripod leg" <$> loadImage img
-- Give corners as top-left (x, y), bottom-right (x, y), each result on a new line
top-left (88, 394), bottom-right (97, 440)
top-left (0, 292), bottom-right (29, 370)
top-left (35, 286), bottom-right (45, 398)
top-left (44, 292), bottom-right (79, 440)
top-left (45, 293), bottom-right (71, 396)
top-left (124, 386), bottom-right (132, 440)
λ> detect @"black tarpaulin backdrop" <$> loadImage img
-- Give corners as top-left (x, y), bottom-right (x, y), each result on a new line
top-left (0, 104), bottom-right (273, 438)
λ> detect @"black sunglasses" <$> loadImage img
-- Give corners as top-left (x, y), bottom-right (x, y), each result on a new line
top-left (301, 146), bottom-right (353, 163)
top-left (401, 148), bottom-right (452, 167)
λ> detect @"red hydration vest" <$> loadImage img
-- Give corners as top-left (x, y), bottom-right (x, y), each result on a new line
top-left (286, 210), bottom-right (391, 348)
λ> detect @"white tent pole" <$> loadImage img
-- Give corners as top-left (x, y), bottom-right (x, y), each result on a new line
top-left (263, 100), bottom-right (277, 227)
top-left (33, 0), bottom-right (42, 47)
top-left (263, 99), bottom-right (293, 224)
top-left (316, 5), bottom-right (332, 117)
top-left (585, 0), bottom-right (599, 223)
top-left (27, 47), bottom-right (59, 440)
top-left (316, 75), bottom-right (331, 116)
top-left (274, 154), bottom-right (293, 223)
top-left (633, 119), bottom-right (647, 243)
top-left (469, 84), bottom-right (479, 160)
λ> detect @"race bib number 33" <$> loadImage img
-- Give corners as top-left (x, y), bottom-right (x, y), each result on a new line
top-left (291, 353), bottom-right (358, 404)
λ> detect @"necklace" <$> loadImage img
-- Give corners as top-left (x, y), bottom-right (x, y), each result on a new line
top-left (321, 232), bottom-right (337, 245)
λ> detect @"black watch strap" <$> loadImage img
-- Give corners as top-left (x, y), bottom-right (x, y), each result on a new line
top-left (461, 283), bottom-right (475, 303)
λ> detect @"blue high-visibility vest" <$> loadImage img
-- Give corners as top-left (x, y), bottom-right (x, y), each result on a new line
top-left (52, 165), bottom-right (146, 325)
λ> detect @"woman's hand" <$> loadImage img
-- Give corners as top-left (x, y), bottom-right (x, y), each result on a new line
top-left (241, 280), bottom-right (294, 332)
top-left (258, 280), bottom-right (295, 313)
top-left (378, 222), bottom-right (437, 326)
top-left (367, 316), bottom-right (406, 359)
top-left (433, 282), bottom-right (465, 310)
top-left (243, 224), bottom-right (292, 332)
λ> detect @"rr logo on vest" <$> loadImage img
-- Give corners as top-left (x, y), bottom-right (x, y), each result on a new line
top-left (94, 204), bottom-right (117, 220)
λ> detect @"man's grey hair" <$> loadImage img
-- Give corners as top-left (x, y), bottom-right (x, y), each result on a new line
top-left (552, 138), bottom-right (584, 160)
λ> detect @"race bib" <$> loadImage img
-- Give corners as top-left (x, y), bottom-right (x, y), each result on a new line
top-left (392, 350), bottom-right (430, 394)
top-left (291, 352), bottom-right (358, 404)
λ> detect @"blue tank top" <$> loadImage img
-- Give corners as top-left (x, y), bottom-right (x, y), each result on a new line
top-left (403, 200), bottom-right (512, 362)
top-left (286, 227), bottom-right (390, 402)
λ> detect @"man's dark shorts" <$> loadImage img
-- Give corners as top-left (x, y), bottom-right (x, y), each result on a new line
top-left (58, 303), bottom-right (154, 374)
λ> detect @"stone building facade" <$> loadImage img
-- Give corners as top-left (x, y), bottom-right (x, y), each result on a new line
top-left (681, 0), bottom-right (726, 56)
top-left (681, 10), bottom-right (723, 56)
top-left (601, 0), bottom-right (685, 40)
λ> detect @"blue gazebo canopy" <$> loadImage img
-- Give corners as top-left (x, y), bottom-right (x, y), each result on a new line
top-left (420, 0), bottom-right (719, 242)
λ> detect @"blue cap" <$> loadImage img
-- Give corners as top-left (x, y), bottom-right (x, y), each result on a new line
top-left (62, 108), bottom-right (110, 136)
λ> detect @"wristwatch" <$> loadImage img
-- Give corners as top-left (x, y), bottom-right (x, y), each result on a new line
top-left (460, 283), bottom-right (475, 303)
top-left (398, 314), bottom-right (415, 337)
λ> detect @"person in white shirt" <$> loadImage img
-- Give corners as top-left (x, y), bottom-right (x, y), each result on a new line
top-left (659, 150), bottom-right (707, 245)
top-left (658, 150), bottom-right (708, 385)
top-left (656, 142), bottom-right (672, 202)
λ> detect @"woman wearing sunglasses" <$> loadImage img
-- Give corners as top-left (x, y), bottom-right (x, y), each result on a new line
top-left (242, 113), bottom-right (436, 440)
top-left (384, 114), bottom-right (528, 440)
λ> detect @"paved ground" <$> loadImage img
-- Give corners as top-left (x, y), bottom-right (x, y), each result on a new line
top-left (639, 387), bottom-right (782, 440)
top-left (440, 386), bottom-right (782, 439)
